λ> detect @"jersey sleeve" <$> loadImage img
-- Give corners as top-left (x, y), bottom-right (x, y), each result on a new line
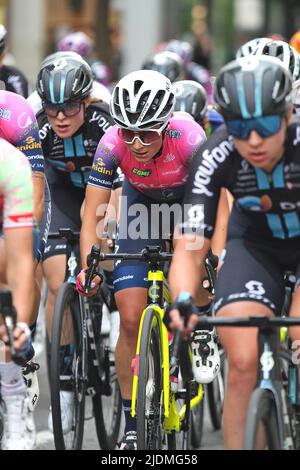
top-left (88, 126), bottom-right (121, 190)
top-left (0, 140), bottom-right (34, 230)
top-left (179, 126), bottom-right (234, 239)
top-left (6, 92), bottom-right (44, 173)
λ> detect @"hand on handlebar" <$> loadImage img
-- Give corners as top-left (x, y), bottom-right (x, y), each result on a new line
top-left (76, 269), bottom-right (103, 297)
top-left (169, 308), bottom-right (199, 340)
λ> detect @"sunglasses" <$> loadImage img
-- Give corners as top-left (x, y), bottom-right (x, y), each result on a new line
top-left (43, 100), bottom-right (83, 117)
top-left (118, 128), bottom-right (163, 146)
top-left (226, 115), bottom-right (282, 140)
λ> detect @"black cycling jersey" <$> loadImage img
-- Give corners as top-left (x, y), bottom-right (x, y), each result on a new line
top-left (0, 65), bottom-right (29, 98)
top-left (183, 120), bottom-right (300, 242)
top-left (37, 102), bottom-right (122, 189)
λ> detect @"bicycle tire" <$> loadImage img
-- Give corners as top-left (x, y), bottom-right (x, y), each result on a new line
top-left (50, 282), bottom-right (86, 450)
top-left (87, 297), bottom-right (122, 449)
top-left (207, 349), bottom-right (226, 431)
top-left (243, 388), bottom-right (281, 449)
top-left (136, 308), bottom-right (164, 450)
top-left (191, 395), bottom-right (204, 448)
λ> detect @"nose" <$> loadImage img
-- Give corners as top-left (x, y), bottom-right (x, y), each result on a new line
top-left (247, 130), bottom-right (263, 145)
top-left (131, 136), bottom-right (145, 150)
top-left (56, 111), bottom-right (66, 120)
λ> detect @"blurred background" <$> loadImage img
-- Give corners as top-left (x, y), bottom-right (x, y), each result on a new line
top-left (1, 0), bottom-right (300, 86)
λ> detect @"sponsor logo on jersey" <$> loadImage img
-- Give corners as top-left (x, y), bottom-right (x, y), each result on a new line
top-left (192, 139), bottom-right (234, 197)
top-left (17, 142), bottom-right (42, 152)
top-left (167, 129), bottom-right (181, 139)
top-left (8, 213), bottom-right (33, 224)
top-left (132, 168), bottom-right (152, 178)
top-left (0, 107), bottom-right (11, 120)
top-left (92, 157), bottom-right (113, 176)
top-left (18, 112), bottom-right (33, 129)
top-left (293, 126), bottom-right (300, 147)
top-left (89, 112), bottom-right (112, 132)
top-left (237, 195), bottom-right (272, 212)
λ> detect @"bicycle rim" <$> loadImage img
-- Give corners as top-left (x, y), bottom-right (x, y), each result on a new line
top-left (243, 388), bottom-right (281, 449)
top-left (50, 282), bottom-right (86, 450)
top-left (136, 309), bottom-right (164, 450)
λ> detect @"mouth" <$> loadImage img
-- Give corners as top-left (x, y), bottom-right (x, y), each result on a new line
top-left (133, 151), bottom-right (150, 160)
top-left (56, 124), bottom-right (70, 133)
top-left (249, 152), bottom-right (267, 162)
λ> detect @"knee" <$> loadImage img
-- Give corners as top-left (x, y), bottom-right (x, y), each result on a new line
top-left (227, 353), bottom-right (257, 388)
top-left (119, 311), bottom-right (140, 342)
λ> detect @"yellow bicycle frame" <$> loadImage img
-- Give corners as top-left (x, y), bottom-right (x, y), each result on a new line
top-left (131, 267), bottom-right (204, 434)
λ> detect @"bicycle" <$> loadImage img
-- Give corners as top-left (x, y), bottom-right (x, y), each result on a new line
top-left (179, 312), bottom-right (300, 450)
top-left (88, 244), bottom-right (213, 450)
top-left (48, 228), bottom-right (122, 450)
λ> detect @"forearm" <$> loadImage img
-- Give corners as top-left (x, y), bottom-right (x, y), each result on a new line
top-left (7, 259), bottom-right (34, 324)
top-left (80, 217), bottom-right (103, 269)
top-left (32, 173), bottom-right (45, 225)
top-left (169, 235), bottom-right (210, 300)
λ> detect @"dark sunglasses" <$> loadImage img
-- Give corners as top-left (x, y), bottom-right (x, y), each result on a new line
top-left (226, 115), bottom-right (282, 140)
top-left (118, 128), bottom-right (163, 146)
top-left (43, 100), bottom-right (83, 117)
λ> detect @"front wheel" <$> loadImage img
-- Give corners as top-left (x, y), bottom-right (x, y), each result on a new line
top-left (50, 282), bottom-right (86, 450)
top-left (136, 308), bottom-right (164, 450)
top-left (87, 297), bottom-right (122, 449)
top-left (243, 388), bottom-right (281, 449)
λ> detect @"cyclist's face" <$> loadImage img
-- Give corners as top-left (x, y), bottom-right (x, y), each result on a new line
top-left (46, 97), bottom-right (90, 138)
top-left (124, 133), bottom-right (164, 163)
top-left (233, 110), bottom-right (292, 173)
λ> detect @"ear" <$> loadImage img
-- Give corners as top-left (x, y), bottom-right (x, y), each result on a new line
top-left (84, 96), bottom-right (92, 107)
top-left (286, 106), bottom-right (293, 124)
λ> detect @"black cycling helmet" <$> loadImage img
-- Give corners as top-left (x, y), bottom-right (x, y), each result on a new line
top-left (36, 52), bottom-right (93, 103)
top-left (142, 51), bottom-right (183, 83)
top-left (214, 55), bottom-right (293, 119)
top-left (0, 24), bottom-right (7, 55)
top-left (173, 80), bottom-right (207, 122)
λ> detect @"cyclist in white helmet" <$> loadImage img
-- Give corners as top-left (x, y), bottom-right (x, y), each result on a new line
top-left (77, 69), bottom-right (210, 449)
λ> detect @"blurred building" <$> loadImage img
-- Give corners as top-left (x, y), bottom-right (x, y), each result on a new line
top-left (0, 0), bottom-right (299, 85)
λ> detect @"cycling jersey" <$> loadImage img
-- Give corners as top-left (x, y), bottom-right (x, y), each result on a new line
top-left (0, 90), bottom-right (44, 173)
top-left (37, 102), bottom-right (115, 189)
top-left (0, 90), bottom-right (48, 261)
top-left (0, 65), bottom-right (29, 98)
top-left (183, 121), bottom-right (300, 241)
top-left (89, 112), bottom-right (206, 202)
top-left (0, 138), bottom-right (33, 231)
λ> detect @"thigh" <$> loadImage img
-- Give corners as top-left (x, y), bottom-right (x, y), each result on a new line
top-left (43, 184), bottom-right (83, 261)
top-left (214, 238), bottom-right (286, 317)
top-left (42, 255), bottom-right (67, 292)
top-left (114, 181), bottom-right (169, 293)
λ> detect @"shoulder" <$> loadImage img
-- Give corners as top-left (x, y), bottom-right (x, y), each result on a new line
top-left (287, 119), bottom-right (300, 149)
top-left (166, 112), bottom-right (206, 150)
top-left (192, 124), bottom-right (236, 167)
top-left (86, 103), bottom-right (115, 129)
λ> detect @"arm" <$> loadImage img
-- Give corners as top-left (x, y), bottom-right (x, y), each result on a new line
top-left (80, 184), bottom-right (111, 269)
top-left (169, 235), bottom-right (211, 301)
top-left (5, 227), bottom-right (34, 324)
top-left (32, 172), bottom-right (45, 224)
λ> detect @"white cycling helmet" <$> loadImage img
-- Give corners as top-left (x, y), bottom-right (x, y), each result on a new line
top-left (110, 70), bottom-right (175, 131)
top-left (236, 37), bottom-right (271, 59)
top-left (254, 40), bottom-right (300, 82)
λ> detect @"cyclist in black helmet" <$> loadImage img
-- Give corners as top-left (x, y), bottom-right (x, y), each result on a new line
top-left (35, 52), bottom-right (120, 434)
top-left (142, 50), bottom-right (184, 83)
top-left (169, 55), bottom-right (300, 449)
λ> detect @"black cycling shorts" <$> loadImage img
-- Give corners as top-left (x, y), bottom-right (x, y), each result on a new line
top-left (214, 236), bottom-right (300, 316)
